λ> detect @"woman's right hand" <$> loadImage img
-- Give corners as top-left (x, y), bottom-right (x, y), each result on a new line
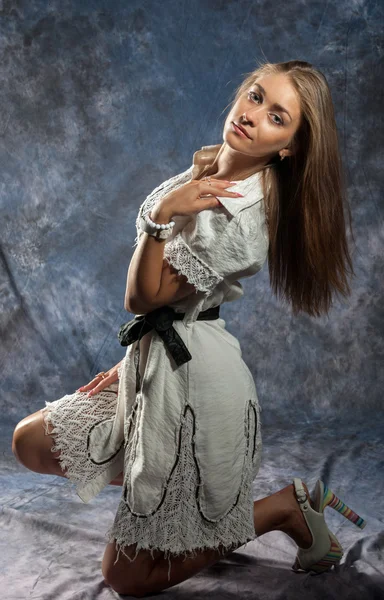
top-left (158, 178), bottom-right (242, 218)
top-left (77, 359), bottom-right (124, 397)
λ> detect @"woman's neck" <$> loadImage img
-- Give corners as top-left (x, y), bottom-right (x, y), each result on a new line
top-left (204, 143), bottom-right (274, 181)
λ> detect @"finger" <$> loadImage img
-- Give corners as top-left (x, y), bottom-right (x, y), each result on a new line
top-left (77, 381), bottom-right (96, 392)
top-left (200, 177), bottom-right (237, 183)
top-left (197, 195), bottom-right (224, 210)
top-left (197, 179), bottom-right (237, 187)
top-left (198, 180), bottom-right (242, 194)
top-left (192, 179), bottom-right (235, 189)
top-left (200, 186), bottom-right (244, 198)
top-left (77, 375), bottom-right (109, 393)
top-left (86, 377), bottom-right (114, 397)
top-left (208, 179), bottom-right (237, 185)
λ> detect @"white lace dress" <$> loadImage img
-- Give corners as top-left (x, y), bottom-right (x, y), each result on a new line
top-left (42, 148), bottom-right (269, 580)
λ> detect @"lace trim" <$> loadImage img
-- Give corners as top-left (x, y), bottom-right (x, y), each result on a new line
top-left (42, 390), bottom-right (122, 487)
top-left (133, 166), bottom-right (193, 248)
top-left (42, 382), bottom-right (262, 584)
top-left (163, 233), bottom-right (223, 297)
top-left (105, 404), bottom-right (258, 582)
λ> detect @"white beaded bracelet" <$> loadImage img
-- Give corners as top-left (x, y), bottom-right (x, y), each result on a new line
top-left (139, 211), bottom-right (176, 240)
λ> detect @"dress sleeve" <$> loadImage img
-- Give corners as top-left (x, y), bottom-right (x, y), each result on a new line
top-left (163, 197), bottom-right (269, 298)
top-left (133, 167), bottom-right (193, 249)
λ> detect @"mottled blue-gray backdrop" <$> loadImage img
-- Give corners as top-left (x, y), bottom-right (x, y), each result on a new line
top-left (1, 2), bottom-right (383, 597)
top-left (2, 0), bottom-right (382, 427)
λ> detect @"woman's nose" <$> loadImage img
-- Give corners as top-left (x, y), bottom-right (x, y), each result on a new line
top-left (243, 107), bottom-right (263, 124)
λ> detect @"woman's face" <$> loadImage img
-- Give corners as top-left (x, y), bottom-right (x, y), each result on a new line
top-left (223, 73), bottom-right (302, 161)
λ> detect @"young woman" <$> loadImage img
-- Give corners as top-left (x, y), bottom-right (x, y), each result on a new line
top-left (12, 60), bottom-right (366, 597)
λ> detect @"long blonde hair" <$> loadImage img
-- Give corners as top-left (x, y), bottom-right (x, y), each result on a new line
top-left (194, 60), bottom-right (355, 318)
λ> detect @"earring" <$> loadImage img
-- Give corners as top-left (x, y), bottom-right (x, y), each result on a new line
top-left (280, 154), bottom-right (285, 161)
top-left (243, 112), bottom-right (247, 121)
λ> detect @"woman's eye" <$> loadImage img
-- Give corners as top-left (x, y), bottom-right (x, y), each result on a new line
top-left (248, 91), bottom-right (261, 104)
top-left (247, 91), bottom-right (284, 126)
top-left (271, 114), bottom-right (283, 126)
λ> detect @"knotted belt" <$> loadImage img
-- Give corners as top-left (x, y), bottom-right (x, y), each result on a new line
top-left (117, 304), bottom-right (220, 393)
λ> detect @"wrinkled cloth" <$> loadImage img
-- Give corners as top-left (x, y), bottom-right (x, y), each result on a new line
top-left (118, 304), bottom-right (221, 392)
top-left (75, 143), bottom-right (268, 507)
top-left (47, 143), bottom-right (270, 568)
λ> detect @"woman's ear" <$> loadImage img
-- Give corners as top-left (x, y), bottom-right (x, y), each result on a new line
top-left (280, 148), bottom-right (294, 159)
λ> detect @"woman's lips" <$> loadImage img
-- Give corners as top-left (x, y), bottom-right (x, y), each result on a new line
top-left (232, 122), bottom-right (251, 139)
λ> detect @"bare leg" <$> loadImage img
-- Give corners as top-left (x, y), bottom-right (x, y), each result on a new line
top-left (252, 482), bottom-right (314, 547)
top-left (136, 482), bottom-right (313, 596)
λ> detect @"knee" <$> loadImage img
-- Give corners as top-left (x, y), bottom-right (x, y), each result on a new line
top-left (102, 553), bottom-right (150, 598)
top-left (103, 573), bottom-right (147, 598)
top-left (12, 419), bottom-right (28, 464)
top-left (12, 417), bottom-right (38, 468)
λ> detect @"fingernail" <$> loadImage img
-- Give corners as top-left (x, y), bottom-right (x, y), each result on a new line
top-left (87, 392), bottom-right (93, 397)
top-left (235, 193), bottom-right (244, 197)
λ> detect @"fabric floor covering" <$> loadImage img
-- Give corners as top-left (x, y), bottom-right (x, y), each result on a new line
top-left (1, 417), bottom-right (383, 600)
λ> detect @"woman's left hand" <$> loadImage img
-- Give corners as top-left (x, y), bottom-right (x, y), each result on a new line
top-left (77, 359), bottom-right (123, 397)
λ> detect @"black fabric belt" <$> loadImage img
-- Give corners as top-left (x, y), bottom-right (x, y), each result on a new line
top-left (118, 304), bottom-right (220, 393)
